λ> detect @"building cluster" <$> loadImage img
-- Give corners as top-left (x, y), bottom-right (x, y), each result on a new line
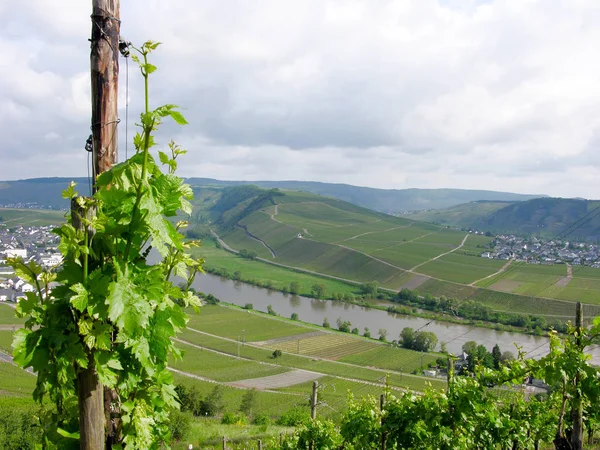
top-left (0, 225), bottom-right (62, 302)
top-left (481, 235), bottom-right (600, 267)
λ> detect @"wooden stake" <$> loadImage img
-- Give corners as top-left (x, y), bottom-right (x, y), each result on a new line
top-left (91, 0), bottom-right (120, 187)
top-left (79, 1), bottom-right (120, 448)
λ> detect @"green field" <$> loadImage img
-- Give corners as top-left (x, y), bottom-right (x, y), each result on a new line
top-left (0, 303), bottom-right (23, 325)
top-left (0, 330), bottom-right (14, 353)
top-left (0, 362), bottom-right (35, 397)
top-left (0, 208), bottom-right (65, 226)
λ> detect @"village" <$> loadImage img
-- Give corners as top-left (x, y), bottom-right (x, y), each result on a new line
top-left (0, 224), bottom-right (62, 302)
top-left (482, 234), bottom-right (600, 267)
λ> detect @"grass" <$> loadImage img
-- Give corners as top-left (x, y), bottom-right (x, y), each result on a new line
top-left (186, 304), bottom-right (312, 342)
top-left (0, 303), bottom-right (23, 325)
top-left (173, 416), bottom-right (294, 450)
top-left (0, 362), bottom-right (35, 397)
top-left (0, 208), bottom-right (65, 226)
top-left (0, 329), bottom-right (15, 353)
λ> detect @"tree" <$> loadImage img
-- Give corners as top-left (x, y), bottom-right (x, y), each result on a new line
top-left (9, 42), bottom-right (202, 448)
top-left (378, 328), bottom-right (388, 342)
top-left (233, 270), bottom-right (242, 281)
top-left (360, 281), bottom-right (379, 297)
top-left (267, 304), bottom-right (277, 316)
top-left (323, 317), bottom-right (331, 328)
top-left (291, 312), bottom-right (299, 321)
top-left (492, 344), bottom-right (502, 369)
top-left (337, 318), bottom-right (352, 333)
top-left (239, 389), bottom-right (257, 416)
top-left (414, 331), bottom-right (438, 353)
top-left (363, 327), bottom-right (371, 338)
top-left (440, 341), bottom-right (448, 354)
top-left (462, 341), bottom-right (478, 356)
top-left (289, 281), bottom-right (301, 295)
top-left (400, 327), bottom-right (416, 349)
top-left (311, 283), bottom-right (327, 299)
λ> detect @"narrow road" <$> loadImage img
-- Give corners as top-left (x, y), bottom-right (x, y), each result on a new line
top-left (337, 224), bottom-right (412, 243)
top-left (410, 234), bottom-right (470, 271)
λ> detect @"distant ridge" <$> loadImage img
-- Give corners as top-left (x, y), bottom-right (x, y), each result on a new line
top-left (0, 177), bottom-right (546, 213)
top-left (185, 178), bottom-right (546, 212)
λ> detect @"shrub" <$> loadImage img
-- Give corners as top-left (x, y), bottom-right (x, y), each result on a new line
top-left (168, 408), bottom-right (192, 443)
top-left (272, 349), bottom-right (283, 358)
top-left (243, 303), bottom-right (253, 310)
top-left (253, 413), bottom-right (270, 426)
top-left (276, 407), bottom-right (310, 426)
top-left (221, 412), bottom-right (247, 425)
top-left (291, 312), bottom-right (299, 321)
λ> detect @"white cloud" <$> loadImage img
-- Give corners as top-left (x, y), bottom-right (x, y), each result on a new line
top-left (1, 0), bottom-right (600, 198)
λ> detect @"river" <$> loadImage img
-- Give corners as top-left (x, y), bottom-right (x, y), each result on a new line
top-left (188, 272), bottom-right (600, 364)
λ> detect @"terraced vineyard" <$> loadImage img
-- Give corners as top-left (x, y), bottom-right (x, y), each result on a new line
top-left (206, 187), bottom-right (600, 317)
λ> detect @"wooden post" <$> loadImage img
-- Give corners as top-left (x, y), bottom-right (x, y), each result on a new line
top-left (79, 1), bottom-right (120, 448)
top-left (222, 435), bottom-right (227, 450)
top-left (91, 0), bottom-right (120, 186)
top-left (380, 394), bottom-right (387, 450)
top-left (571, 302), bottom-right (584, 450)
top-left (257, 439), bottom-right (262, 450)
top-left (311, 381), bottom-right (318, 420)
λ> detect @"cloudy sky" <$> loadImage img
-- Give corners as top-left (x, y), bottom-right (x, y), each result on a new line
top-left (2, 0), bottom-right (600, 197)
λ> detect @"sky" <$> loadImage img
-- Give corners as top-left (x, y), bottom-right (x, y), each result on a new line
top-left (1, 0), bottom-right (600, 198)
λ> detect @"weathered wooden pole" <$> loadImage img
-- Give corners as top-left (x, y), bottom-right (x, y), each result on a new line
top-left (571, 302), bottom-right (584, 450)
top-left (90, 0), bottom-right (120, 187)
top-left (78, 1), bottom-right (120, 449)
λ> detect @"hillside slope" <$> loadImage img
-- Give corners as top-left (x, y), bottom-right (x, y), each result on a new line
top-left (408, 198), bottom-right (600, 241)
top-left (193, 185), bottom-right (600, 319)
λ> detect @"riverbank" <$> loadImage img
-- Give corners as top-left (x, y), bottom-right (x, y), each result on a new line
top-left (191, 239), bottom-right (569, 337)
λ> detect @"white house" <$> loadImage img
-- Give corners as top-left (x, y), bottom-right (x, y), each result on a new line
top-left (40, 253), bottom-right (63, 268)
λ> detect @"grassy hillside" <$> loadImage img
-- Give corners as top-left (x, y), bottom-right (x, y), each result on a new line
top-left (191, 186), bottom-right (600, 319)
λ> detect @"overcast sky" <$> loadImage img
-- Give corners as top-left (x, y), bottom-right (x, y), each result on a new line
top-left (1, 0), bottom-right (600, 197)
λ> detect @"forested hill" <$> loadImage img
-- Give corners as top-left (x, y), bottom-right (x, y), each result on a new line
top-left (408, 197), bottom-right (600, 241)
top-left (186, 177), bottom-right (545, 213)
top-left (0, 177), bottom-right (545, 213)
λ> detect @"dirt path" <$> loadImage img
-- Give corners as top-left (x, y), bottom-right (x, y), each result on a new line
top-left (554, 263), bottom-right (573, 288)
top-left (227, 370), bottom-right (323, 389)
top-left (337, 224), bottom-right (412, 243)
top-left (470, 259), bottom-right (514, 286)
top-left (235, 224), bottom-right (277, 257)
top-left (410, 234), bottom-right (470, 271)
